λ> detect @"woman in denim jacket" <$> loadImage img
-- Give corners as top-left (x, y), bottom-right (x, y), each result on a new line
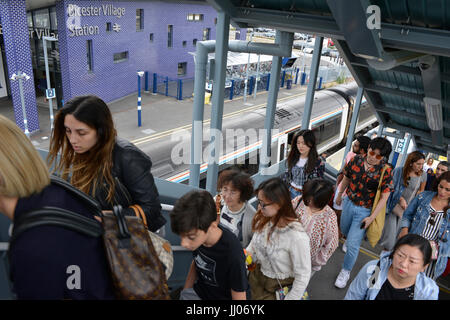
top-left (380, 152), bottom-right (426, 251)
top-left (399, 171), bottom-right (450, 279)
top-left (345, 234), bottom-right (439, 300)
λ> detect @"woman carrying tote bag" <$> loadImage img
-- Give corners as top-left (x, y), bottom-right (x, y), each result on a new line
top-left (379, 152), bottom-right (427, 252)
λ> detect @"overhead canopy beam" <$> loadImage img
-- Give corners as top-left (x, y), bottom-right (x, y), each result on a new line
top-left (226, 6), bottom-right (450, 58)
top-left (334, 40), bottom-right (388, 128)
top-left (381, 24), bottom-right (450, 58)
top-left (419, 55), bottom-right (444, 146)
top-left (327, 0), bottom-right (384, 59)
top-left (231, 7), bottom-right (345, 39)
top-left (387, 121), bottom-right (450, 145)
top-left (364, 84), bottom-right (424, 102)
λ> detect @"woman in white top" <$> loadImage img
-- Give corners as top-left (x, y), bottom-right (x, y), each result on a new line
top-left (246, 177), bottom-right (311, 300)
top-left (216, 169), bottom-right (256, 248)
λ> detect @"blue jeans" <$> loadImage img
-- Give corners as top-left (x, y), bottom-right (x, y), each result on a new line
top-left (340, 197), bottom-right (372, 272)
top-left (289, 185), bottom-right (302, 200)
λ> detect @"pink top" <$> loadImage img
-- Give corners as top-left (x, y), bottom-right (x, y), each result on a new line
top-left (293, 200), bottom-right (339, 271)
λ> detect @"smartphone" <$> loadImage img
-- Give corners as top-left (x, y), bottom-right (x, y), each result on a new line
top-left (360, 221), bottom-right (366, 229)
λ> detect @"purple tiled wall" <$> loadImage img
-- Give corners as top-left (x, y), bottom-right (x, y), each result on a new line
top-left (0, 0), bottom-right (39, 132)
top-left (56, 0), bottom-right (219, 103)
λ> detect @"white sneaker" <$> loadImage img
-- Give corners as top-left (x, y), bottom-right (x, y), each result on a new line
top-left (335, 269), bottom-right (350, 289)
top-left (342, 240), bottom-right (347, 253)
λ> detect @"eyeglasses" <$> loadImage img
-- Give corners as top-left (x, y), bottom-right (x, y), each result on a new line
top-left (257, 199), bottom-right (273, 209)
top-left (368, 150), bottom-right (383, 160)
top-left (221, 188), bottom-right (238, 196)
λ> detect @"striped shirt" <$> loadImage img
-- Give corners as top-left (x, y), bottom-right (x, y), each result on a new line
top-left (421, 205), bottom-right (444, 279)
top-left (420, 206), bottom-right (444, 241)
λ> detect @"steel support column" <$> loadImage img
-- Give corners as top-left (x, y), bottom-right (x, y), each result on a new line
top-left (205, 12), bottom-right (230, 194)
top-left (301, 36), bottom-right (323, 130)
top-left (341, 87), bottom-right (364, 170)
top-left (259, 31), bottom-right (284, 172)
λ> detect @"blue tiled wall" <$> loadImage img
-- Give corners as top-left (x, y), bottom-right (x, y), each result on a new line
top-left (0, 0), bottom-right (39, 132)
top-left (56, 0), bottom-right (219, 103)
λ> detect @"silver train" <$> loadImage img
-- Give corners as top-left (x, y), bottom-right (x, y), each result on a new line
top-left (138, 82), bottom-right (378, 184)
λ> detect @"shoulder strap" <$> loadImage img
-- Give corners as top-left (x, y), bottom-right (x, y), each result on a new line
top-left (10, 206), bottom-right (103, 246)
top-left (50, 175), bottom-right (103, 215)
top-left (377, 165), bottom-right (389, 190)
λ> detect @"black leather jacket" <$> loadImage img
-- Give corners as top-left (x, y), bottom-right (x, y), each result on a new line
top-left (94, 137), bottom-right (166, 232)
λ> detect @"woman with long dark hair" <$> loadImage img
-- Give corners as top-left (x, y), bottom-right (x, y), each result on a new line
top-left (0, 115), bottom-right (115, 299)
top-left (284, 130), bottom-right (325, 199)
top-left (379, 151), bottom-right (426, 251)
top-left (245, 178), bottom-right (311, 300)
top-left (48, 95), bottom-right (166, 232)
top-left (399, 171), bottom-right (450, 280)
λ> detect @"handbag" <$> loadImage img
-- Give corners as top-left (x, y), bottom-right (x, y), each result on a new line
top-left (10, 177), bottom-right (170, 300)
top-left (265, 247), bottom-right (294, 300)
top-left (130, 204), bottom-right (173, 280)
top-left (366, 165), bottom-right (389, 248)
top-left (429, 240), bottom-right (439, 260)
top-left (103, 205), bottom-right (170, 299)
top-left (392, 175), bottom-right (422, 218)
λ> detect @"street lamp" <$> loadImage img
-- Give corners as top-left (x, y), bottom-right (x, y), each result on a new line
top-left (43, 36), bottom-right (58, 130)
top-left (243, 31), bottom-right (253, 104)
top-left (10, 71), bottom-right (31, 137)
top-left (137, 71), bottom-right (144, 127)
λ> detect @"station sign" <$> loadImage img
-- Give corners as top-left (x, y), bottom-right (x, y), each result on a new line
top-left (395, 138), bottom-right (406, 153)
top-left (46, 88), bottom-right (56, 99)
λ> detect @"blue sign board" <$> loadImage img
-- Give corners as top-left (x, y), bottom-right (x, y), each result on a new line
top-left (46, 88), bottom-right (56, 99)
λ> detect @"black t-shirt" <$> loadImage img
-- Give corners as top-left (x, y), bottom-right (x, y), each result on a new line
top-left (10, 183), bottom-right (115, 299)
top-left (193, 226), bottom-right (248, 300)
top-left (375, 278), bottom-right (415, 300)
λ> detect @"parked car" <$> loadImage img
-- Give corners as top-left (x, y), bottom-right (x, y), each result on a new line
top-left (303, 46), bottom-right (314, 54)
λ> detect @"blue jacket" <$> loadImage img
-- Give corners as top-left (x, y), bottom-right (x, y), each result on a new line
top-left (386, 166), bottom-right (405, 214)
top-left (400, 191), bottom-right (450, 278)
top-left (345, 251), bottom-right (439, 300)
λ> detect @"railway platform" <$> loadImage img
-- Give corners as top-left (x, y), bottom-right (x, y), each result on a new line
top-left (0, 76), bottom-right (310, 154)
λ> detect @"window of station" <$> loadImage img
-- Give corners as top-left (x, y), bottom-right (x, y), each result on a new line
top-left (33, 8), bottom-right (50, 29)
top-left (113, 51), bottom-right (128, 63)
top-left (182, 41), bottom-right (187, 47)
top-left (106, 22), bottom-right (112, 32)
top-left (168, 25), bottom-right (173, 48)
top-left (150, 33), bottom-right (154, 42)
top-left (27, 12), bottom-right (33, 27)
top-left (178, 62), bottom-right (187, 76)
top-left (193, 38), bottom-right (197, 46)
top-left (187, 14), bottom-right (204, 21)
top-left (136, 9), bottom-right (144, 31)
top-left (86, 40), bottom-right (93, 72)
top-left (50, 7), bottom-right (57, 30)
top-left (203, 28), bottom-right (211, 41)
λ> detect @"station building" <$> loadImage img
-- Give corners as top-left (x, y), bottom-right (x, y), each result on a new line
top-left (0, 0), bottom-right (245, 132)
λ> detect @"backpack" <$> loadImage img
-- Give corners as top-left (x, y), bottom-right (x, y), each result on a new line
top-left (9, 176), bottom-right (170, 300)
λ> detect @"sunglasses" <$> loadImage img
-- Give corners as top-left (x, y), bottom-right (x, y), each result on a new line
top-left (428, 210), bottom-right (437, 226)
top-left (257, 199), bottom-right (274, 209)
top-left (368, 150), bottom-right (383, 160)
